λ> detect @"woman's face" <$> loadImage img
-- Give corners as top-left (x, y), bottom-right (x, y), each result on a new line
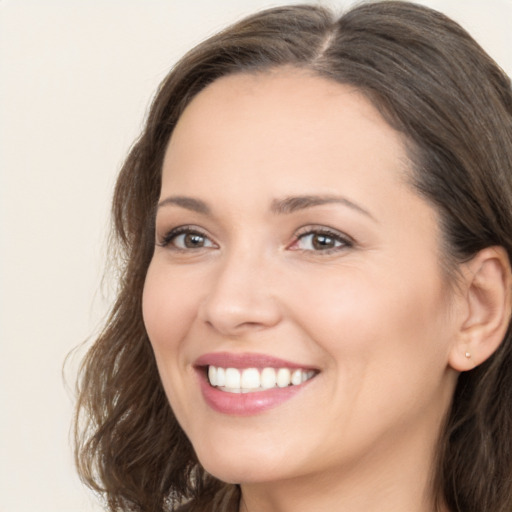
top-left (143, 70), bottom-right (460, 485)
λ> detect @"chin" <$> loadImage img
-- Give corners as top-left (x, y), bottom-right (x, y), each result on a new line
top-left (194, 441), bottom-right (294, 485)
top-left (202, 461), bottom-right (281, 485)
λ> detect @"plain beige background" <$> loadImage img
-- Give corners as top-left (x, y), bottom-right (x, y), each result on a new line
top-left (1, 1), bottom-right (511, 511)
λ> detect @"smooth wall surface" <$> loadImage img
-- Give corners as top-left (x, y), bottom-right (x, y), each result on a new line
top-left (1, 1), bottom-right (511, 511)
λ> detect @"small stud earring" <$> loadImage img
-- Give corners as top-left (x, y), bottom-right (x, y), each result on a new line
top-left (465, 352), bottom-right (471, 358)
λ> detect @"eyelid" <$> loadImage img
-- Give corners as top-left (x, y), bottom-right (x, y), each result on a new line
top-left (289, 225), bottom-right (354, 253)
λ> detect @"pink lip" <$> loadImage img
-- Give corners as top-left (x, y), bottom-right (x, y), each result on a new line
top-left (194, 352), bottom-right (317, 416)
top-left (194, 351), bottom-right (316, 370)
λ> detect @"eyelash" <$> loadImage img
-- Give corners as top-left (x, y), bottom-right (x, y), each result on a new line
top-left (290, 226), bottom-right (354, 254)
top-left (157, 225), bottom-right (353, 254)
top-left (158, 225), bottom-right (215, 250)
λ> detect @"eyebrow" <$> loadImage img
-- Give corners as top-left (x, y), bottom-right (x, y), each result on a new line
top-left (157, 194), bottom-right (374, 220)
top-left (271, 194), bottom-right (375, 220)
top-left (157, 196), bottom-right (210, 214)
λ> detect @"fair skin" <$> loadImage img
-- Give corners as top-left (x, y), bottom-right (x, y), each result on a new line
top-left (142, 70), bottom-right (509, 512)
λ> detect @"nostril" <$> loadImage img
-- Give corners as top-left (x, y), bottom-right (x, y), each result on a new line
top-left (201, 300), bottom-right (282, 336)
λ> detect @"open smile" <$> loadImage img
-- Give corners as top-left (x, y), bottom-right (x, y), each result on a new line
top-left (207, 365), bottom-right (317, 393)
top-left (194, 352), bottom-right (319, 415)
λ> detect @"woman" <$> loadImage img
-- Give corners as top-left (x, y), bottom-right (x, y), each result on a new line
top-left (74, 2), bottom-right (512, 511)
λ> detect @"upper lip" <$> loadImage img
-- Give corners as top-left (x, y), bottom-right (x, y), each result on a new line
top-left (194, 351), bottom-right (317, 370)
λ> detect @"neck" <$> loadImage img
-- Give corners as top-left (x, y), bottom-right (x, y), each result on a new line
top-left (239, 470), bottom-right (443, 512)
top-left (238, 425), bottom-right (448, 512)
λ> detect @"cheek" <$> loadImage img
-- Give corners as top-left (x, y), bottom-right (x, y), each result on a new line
top-left (299, 273), bottom-right (453, 446)
top-left (141, 262), bottom-right (202, 426)
top-left (142, 262), bottom-right (197, 360)
top-left (322, 256), bottom-right (446, 336)
top-left (289, 263), bottom-right (452, 390)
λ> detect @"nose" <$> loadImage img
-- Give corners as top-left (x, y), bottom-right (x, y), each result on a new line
top-left (199, 249), bottom-right (283, 337)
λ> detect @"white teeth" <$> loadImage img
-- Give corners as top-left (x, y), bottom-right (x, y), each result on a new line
top-left (241, 368), bottom-right (260, 389)
top-left (217, 367), bottom-right (226, 387)
top-left (225, 368), bottom-right (241, 389)
top-left (207, 366), bottom-right (316, 393)
top-left (260, 367), bottom-right (277, 389)
top-left (208, 365), bottom-right (217, 386)
top-left (291, 369), bottom-right (302, 386)
top-left (277, 368), bottom-right (291, 388)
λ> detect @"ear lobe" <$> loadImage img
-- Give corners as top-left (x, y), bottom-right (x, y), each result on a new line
top-left (449, 246), bottom-right (512, 372)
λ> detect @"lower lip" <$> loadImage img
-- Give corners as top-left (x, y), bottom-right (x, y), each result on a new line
top-left (197, 370), bottom-right (312, 416)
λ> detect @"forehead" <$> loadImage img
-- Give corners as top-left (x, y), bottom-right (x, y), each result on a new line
top-left (162, 69), bottom-right (411, 201)
top-left (169, 69), bottom-right (397, 149)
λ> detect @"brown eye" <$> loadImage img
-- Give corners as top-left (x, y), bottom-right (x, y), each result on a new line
top-left (293, 229), bottom-right (351, 253)
top-left (181, 233), bottom-right (208, 248)
top-left (311, 233), bottom-right (338, 250)
top-left (160, 228), bottom-right (216, 250)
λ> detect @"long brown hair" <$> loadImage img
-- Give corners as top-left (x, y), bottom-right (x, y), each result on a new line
top-left (74, 2), bottom-right (512, 511)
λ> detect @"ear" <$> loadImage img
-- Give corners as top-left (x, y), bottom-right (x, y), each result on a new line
top-left (449, 246), bottom-right (512, 372)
